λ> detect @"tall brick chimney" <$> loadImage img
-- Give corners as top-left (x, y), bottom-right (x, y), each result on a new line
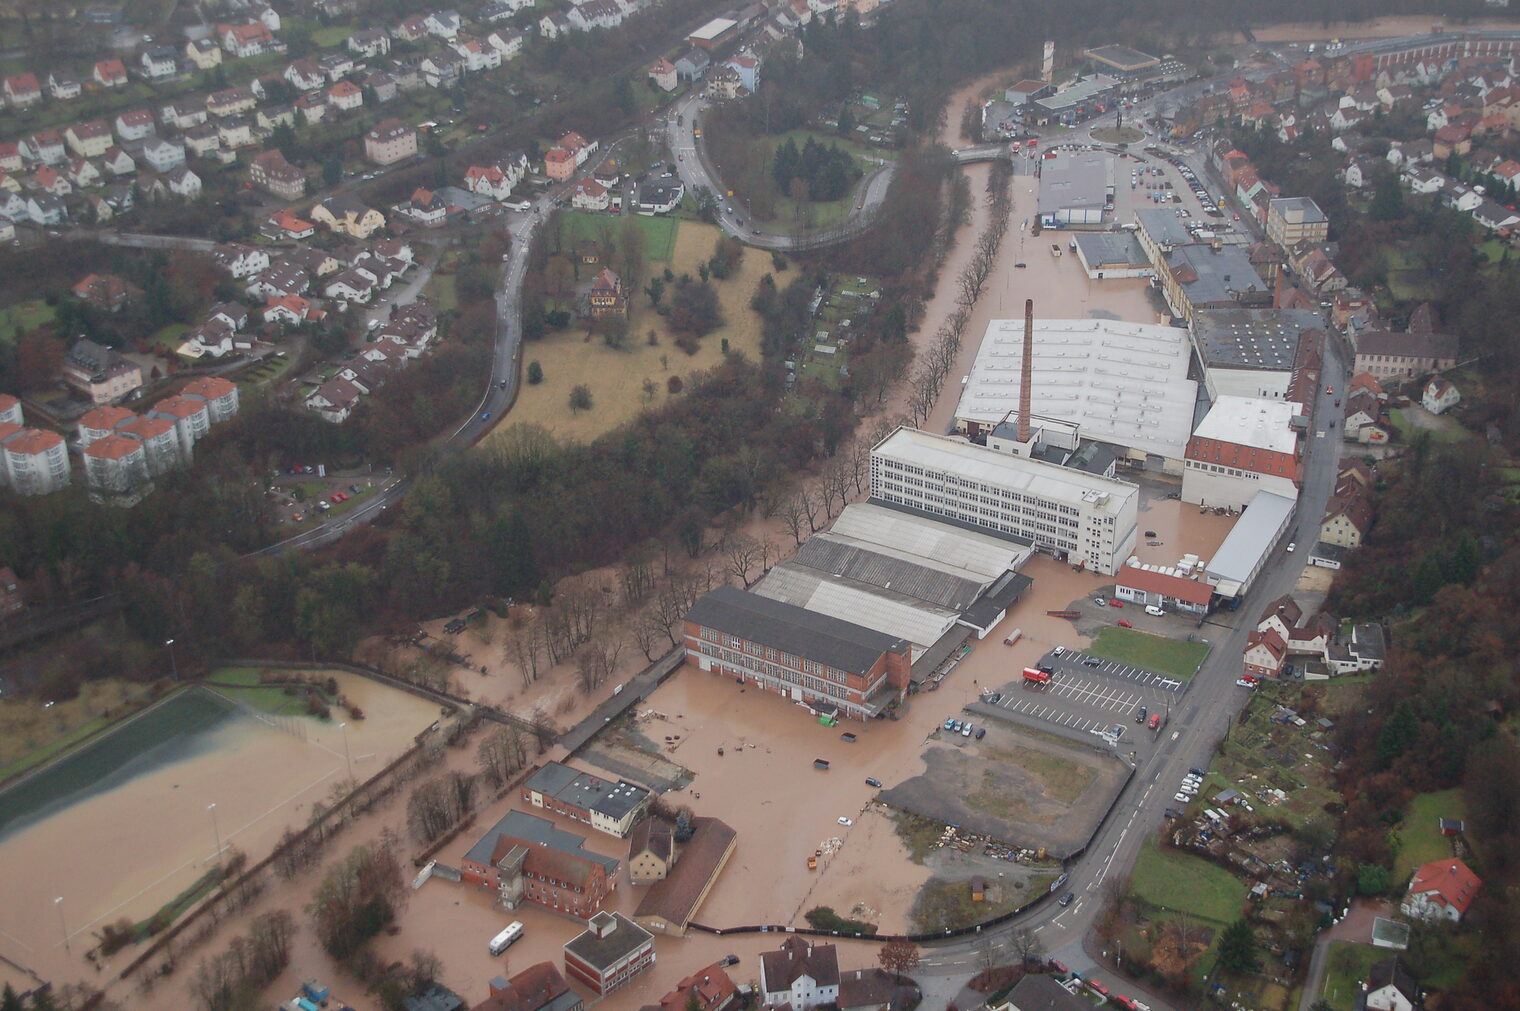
top-left (1018, 298), bottom-right (1034, 443)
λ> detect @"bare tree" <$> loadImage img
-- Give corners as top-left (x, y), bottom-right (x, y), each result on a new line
top-left (822, 455), bottom-right (853, 517)
top-left (804, 483), bottom-right (828, 530)
top-left (503, 622), bottom-right (544, 687)
top-left (1011, 926), bottom-right (1044, 966)
top-left (632, 614), bottom-right (666, 661)
top-left (778, 490), bottom-right (811, 546)
top-left (723, 534), bottom-right (766, 589)
top-left (618, 543), bottom-right (658, 606)
top-left (528, 706), bottom-right (557, 753)
top-left (405, 771), bottom-right (477, 843)
top-left (476, 724), bottom-right (528, 787)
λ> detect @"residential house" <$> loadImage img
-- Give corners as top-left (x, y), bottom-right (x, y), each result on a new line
top-left (135, 135), bottom-right (185, 173)
top-left (82, 433), bottom-right (152, 504)
top-left (364, 118), bottom-right (417, 165)
top-left (648, 965), bottom-right (739, 1011)
top-left (0, 427), bottom-right (71, 495)
top-left (284, 58), bottom-right (325, 91)
top-left (207, 85), bottom-right (258, 118)
top-left (76, 405), bottom-right (134, 447)
top-left (544, 146), bottom-right (576, 180)
top-left (759, 938), bottom-right (839, 1010)
top-left (1326, 622), bottom-right (1387, 674)
top-left (364, 71), bottom-right (398, 103)
top-left (183, 125), bottom-right (221, 158)
top-left (567, 0), bottom-right (623, 31)
top-left (318, 53), bottom-right (355, 82)
top-left (252, 5), bottom-right (281, 30)
top-left (588, 267), bottom-right (626, 316)
top-left (25, 193), bottom-right (67, 226)
top-left (311, 194), bottom-right (385, 238)
top-left (572, 178), bottom-right (609, 211)
top-left (1365, 958), bottom-right (1419, 1011)
top-left (3, 73), bottom-right (42, 109)
top-left (285, 246), bottom-right (341, 276)
top-left (182, 376), bottom-right (240, 423)
top-left (454, 39), bottom-right (501, 72)
top-left (147, 396), bottom-right (210, 460)
top-left (47, 71), bottom-right (82, 101)
top-left (295, 93), bottom-right (330, 124)
top-left (1401, 858), bottom-right (1480, 924)
top-left (255, 103), bottom-right (296, 130)
top-left (94, 59), bottom-right (128, 88)
top-left (538, 12), bottom-right (570, 38)
top-left (65, 121), bottom-right (113, 159)
top-left (328, 80), bottom-right (364, 112)
top-left (32, 165), bottom-right (71, 197)
top-left (1403, 165), bottom-right (1446, 194)
top-left (160, 100), bottom-right (208, 131)
top-left (139, 47), bottom-right (179, 81)
top-left (1422, 375), bottom-right (1461, 414)
top-left (461, 809), bottom-right (621, 917)
top-left (394, 16), bottom-right (430, 41)
top-left (263, 207), bottom-right (315, 239)
top-left (62, 338), bottom-right (142, 404)
top-left (421, 49), bottom-right (464, 87)
top-left (245, 261), bottom-right (310, 300)
top-left (1473, 199), bottom-right (1520, 231)
top-left (425, 10), bottom-right (462, 38)
top-left (398, 187), bottom-right (449, 226)
top-left (473, 963), bottom-right (583, 1011)
top-left (325, 268), bottom-right (376, 304)
top-left (485, 29), bottom-right (524, 59)
top-left (706, 65), bottom-right (743, 100)
top-left (0, 143), bottom-right (19, 173)
top-left (1243, 628), bottom-right (1287, 679)
top-left (563, 913), bottom-right (655, 997)
top-left (1320, 491), bottom-right (1373, 549)
top-left (674, 49), bottom-right (709, 81)
top-left (1353, 330), bottom-right (1459, 381)
top-left (71, 273), bottom-right (141, 312)
top-left (348, 28), bottom-right (391, 58)
top-left (218, 116), bottom-right (256, 149)
top-left (635, 179), bottom-right (683, 214)
top-left (206, 301), bottom-right (249, 332)
top-left (186, 37), bottom-right (223, 71)
top-left (262, 293), bottom-right (312, 327)
top-left (464, 162), bottom-right (520, 200)
top-left (726, 53), bottom-right (760, 92)
top-left (1433, 123), bottom-right (1472, 159)
top-left (649, 58), bottom-right (678, 91)
top-left (249, 149), bottom-right (306, 199)
top-left (219, 22), bottom-right (275, 58)
top-left (21, 130), bottom-right (65, 165)
top-left (479, 0), bottom-right (529, 22)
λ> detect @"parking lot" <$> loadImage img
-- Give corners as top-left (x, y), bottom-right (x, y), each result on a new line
top-left (977, 646), bottom-right (1186, 748)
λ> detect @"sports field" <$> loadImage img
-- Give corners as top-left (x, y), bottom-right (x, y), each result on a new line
top-left (0, 674), bottom-right (438, 983)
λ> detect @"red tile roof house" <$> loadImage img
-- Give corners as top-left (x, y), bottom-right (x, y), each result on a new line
top-left (476, 962), bottom-right (584, 1011)
top-left (1400, 858), bottom-right (1480, 924)
top-left (3, 73), bottom-right (42, 109)
top-left (1243, 628), bottom-right (1287, 679)
top-left (460, 809), bottom-right (620, 918)
top-left (93, 59), bottom-right (128, 88)
top-left (1114, 563), bottom-right (1214, 617)
top-left (646, 963), bottom-right (739, 1011)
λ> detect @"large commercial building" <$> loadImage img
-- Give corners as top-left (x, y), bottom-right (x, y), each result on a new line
top-left (752, 502), bottom-right (1031, 669)
top-left (1037, 151), bottom-right (1110, 226)
top-left (1204, 490), bottom-right (1297, 599)
top-left (682, 586), bottom-right (913, 721)
top-left (955, 317), bottom-right (1198, 472)
top-left (1159, 244), bottom-right (1271, 322)
top-left (1353, 330), bottom-right (1459, 382)
top-left (870, 428), bottom-right (1139, 575)
top-left (1190, 308), bottom-right (1325, 401)
top-left (521, 762), bottom-right (651, 838)
top-left (563, 912), bottom-right (655, 996)
top-left (1072, 232), bottom-right (1152, 279)
top-left (1182, 395), bottom-right (1303, 510)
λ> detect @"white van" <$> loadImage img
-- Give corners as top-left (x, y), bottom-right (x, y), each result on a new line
top-left (489, 921), bottom-right (524, 955)
top-left (1144, 605), bottom-right (1164, 617)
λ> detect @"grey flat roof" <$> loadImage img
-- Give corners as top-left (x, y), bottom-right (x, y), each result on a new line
top-left (685, 584), bottom-right (907, 675)
top-left (959, 569), bottom-right (1033, 629)
top-left (1073, 231), bottom-right (1148, 268)
top-left (1085, 44), bottom-right (1161, 71)
top-left (1039, 152), bottom-right (1109, 214)
top-left (524, 762), bottom-right (580, 797)
top-left (1269, 196), bottom-right (1327, 222)
top-left (526, 762), bottom-right (650, 820)
top-left (1193, 308), bottom-right (1323, 370)
top-left (1310, 541), bottom-right (1349, 563)
top-left (793, 535), bottom-right (988, 610)
top-left (1034, 77), bottom-right (1117, 113)
top-left (564, 913), bottom-right (653, 970)
top-left (1136, 207), bottom-right (1194, 248)
top-left (464, 810), bottom-right (619, 872)
top-left (1207, 491), bottom-right (1296, 582)
top-left (1166, 245), bottom-right (1269, 306)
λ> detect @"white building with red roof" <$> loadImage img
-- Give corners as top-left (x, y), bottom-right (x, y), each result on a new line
top-left (83, 434), bottom-right (151, 503)
top-left (1401, 858), bottom-right (1480, 924)
top-left (148, 395), bottom-right (210, 460)
top-left (0, 426), bottom-right (70, 494)
top-left (182, 376), bottom-right (240, 423)
top-left (1114, 562), bottom-right (1214, 616)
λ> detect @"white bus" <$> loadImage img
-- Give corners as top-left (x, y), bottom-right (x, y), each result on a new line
top-left (489, 921), bottom-right (524, 955)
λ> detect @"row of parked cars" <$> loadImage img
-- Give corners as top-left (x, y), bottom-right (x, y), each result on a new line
top-left (1044, 962), bottom-right (1152, 1010)
top-left (942, 717), bottom-right (985, 740)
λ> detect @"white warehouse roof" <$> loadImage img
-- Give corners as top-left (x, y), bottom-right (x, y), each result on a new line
top-left (828, 502), bottom-right (1032, 581)
top-left (1191, 395), bottom-right (1302, 454)
top-left (956, 317), bottom-right (1198, 463)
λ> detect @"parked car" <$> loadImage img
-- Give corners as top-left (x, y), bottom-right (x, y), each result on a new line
top-left (1144, 605), bottom-right (1165, 617)
top-left (944, 718), bottom-right (956, 731)
top-left (975, 727), bottom-right (986, 740)
top-left (1058, 892), bottom-right (1075, 907)
top-left (961, 723), bottom-right (973, 737)
top-left (865, 777), bottom-right (883, 788)
top-left (838, 816), bottom-right (853, 826)
top-left (1083, 657), bottom-right (1102, 667)
top-left (1236, 679), bottom-right (1257, 688)
top-left (1118, 618), bottom-right (1133, 627)
top-left (1135, 706), bottom-right (1147, 724)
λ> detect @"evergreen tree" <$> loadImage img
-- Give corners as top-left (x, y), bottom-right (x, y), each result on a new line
top-left (772, 137), bottom-right (800, 193)
top-left (0, 985), bottom-right (21, 1011)
top-left (1377, 702), bottom-right (1419, 767)
top-left (1216, 919), bottom-right (1260, 975)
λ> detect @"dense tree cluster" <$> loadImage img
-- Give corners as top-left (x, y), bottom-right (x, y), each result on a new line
top-left (772, 136), bottom-right (863, 203)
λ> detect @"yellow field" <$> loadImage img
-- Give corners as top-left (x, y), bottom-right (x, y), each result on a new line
top-left (491, 222), bottom-right (767, 444)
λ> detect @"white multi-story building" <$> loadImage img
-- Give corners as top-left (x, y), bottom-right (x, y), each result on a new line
top-left (869, 428), bottom-right (1139, 575)
top-left (1181, 395), bottom-right (1302, 511)
top-left (0, 426), bottom-right (70, 495)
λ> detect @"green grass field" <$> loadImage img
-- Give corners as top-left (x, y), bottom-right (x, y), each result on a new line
top-left (1395, 788), bottom-right (1466, 880)
top-left (1319, 941), bottom-right (1385, 1010)
top-left (0, 300), bottom-right (56, 342)
top-left (557, 211), bottom-right (679, 262)
top-left (1088, 626), bottom-right (1210, 681)
top-left (1130, 836), bottom-right (1247, 926)
top-left (0, 688), bottom-right (238, 838)
top-left (206, 667), bottom-right (320, 717)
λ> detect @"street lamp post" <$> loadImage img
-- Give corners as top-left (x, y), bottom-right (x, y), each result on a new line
top-left (338, 722), bottom-right (353, 780)
top-left (165, 638), bottom-right (179, 683)
top-left (54, 896), bottom-right (68, 952)
top-left (208, 802), bottom-right (222, 866)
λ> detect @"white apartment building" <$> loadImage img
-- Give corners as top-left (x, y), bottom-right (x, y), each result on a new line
top-left (869, 428), bottom-right (1139, 575)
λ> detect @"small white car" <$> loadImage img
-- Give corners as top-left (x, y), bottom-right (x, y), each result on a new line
top-left (1174, 793), bottom-right (1190, 802)
top-left (1236, 679), bottom-right (1257, 688)
top-left (838, 816), bottom-right (853, 827)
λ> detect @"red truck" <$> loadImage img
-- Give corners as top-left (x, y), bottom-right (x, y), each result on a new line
top-left (1022, 667), bottom-right (1052, 686)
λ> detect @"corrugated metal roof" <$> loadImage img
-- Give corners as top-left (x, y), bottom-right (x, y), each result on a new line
top-left (793, 535), bottom-right (984, 610)
top-left (684, 585), bottom-right (906, 675)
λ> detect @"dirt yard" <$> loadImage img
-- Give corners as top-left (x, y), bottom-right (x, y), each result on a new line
top-left (0, 673), bottom-right (440, 987)
top-left (487, 221), bottom-right (767, 445)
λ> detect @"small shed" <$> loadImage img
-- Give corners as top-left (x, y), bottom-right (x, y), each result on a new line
top-left (1216, 788), bottom-right (1242, 806)
top-left (970, 875), bottom-right (985, 902)
top-left (1439, 817), bottom-right (1466, 836)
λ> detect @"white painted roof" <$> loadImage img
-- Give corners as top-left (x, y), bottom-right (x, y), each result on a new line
top-left (955, 317), bottom-right (1198, 462)
top-left (1192, 394), bottom-right (1302, 454)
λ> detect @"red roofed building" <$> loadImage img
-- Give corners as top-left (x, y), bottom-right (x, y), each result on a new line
top-left (474, 962), bottom-right (584, 1011)
top-left (0, 426), bottom-right (70, 495)
top-left (1114, 563), bottom-right (1214, 616)
top-left (649, 59), bottom-right (677, 92)
top-left (148, 395), bottom-right (210, 460)
top-left (3, 73), bottom-right (42, 109)
top-left (571, 178), bottom-right (609, 211)
top-left (0, 394), bottom-right (20, 426)
top-left (118, 415), bottom-right (182, 474)
top-left (544, 146), bottom-right (576, 181)
top-left (1243, 628), bottom-right (1286, 679)
top-left (77, 405), bottom-right (136, 446)
top-left (650, 963), bottom-right (739, 1011)
top-left (182, 375), bottom-right (240, 423)
top-left (72, 273), bottom-right (142, 312)
top-left (82, 433), bottom-right (151, 503)
top-left (94, 59), bottom-right (129, 89)
top-left (1401, 858), bottom-right (1480, 924)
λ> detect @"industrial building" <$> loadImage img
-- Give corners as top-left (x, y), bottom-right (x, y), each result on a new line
top-left (955, 316), bottom-right (1199, 472)
top-left (1084, 45), bottom-right (1162, 75)
top-left (870, 427), bottom-right (1139, 576)
top-left (1029, 77), bottom-right (1120, 125)
top-left (1190, 308), bottom-right (1325, 400)
top-left (520, 762), bottom-right (651, 838)
top-left (1072, 232), bottom-right (1153, 279)
top-left (1182, 395), bottom-right (1304, 510)
top-left (753, 502), bottom-right (1032, 672)
top-left (1204, 490), bottom-right (1297, 599)
top-left (1037, 151), bottom-right (1111, 226)
top-left (1159, 244), bottom-right (1271, 322)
